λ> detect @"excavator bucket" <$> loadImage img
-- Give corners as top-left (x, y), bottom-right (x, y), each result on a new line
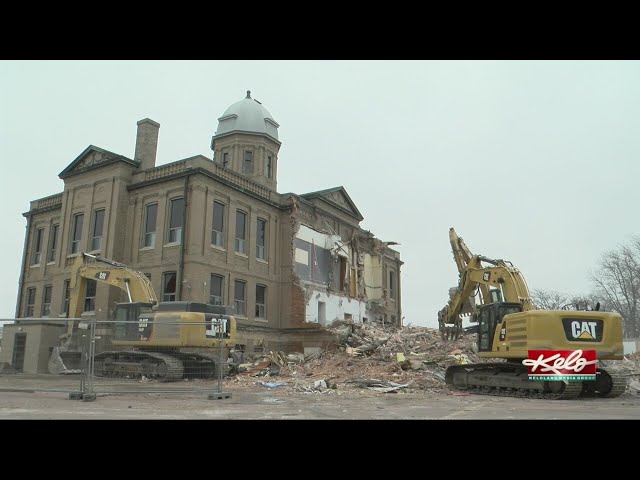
top-left (48, 347), bottom-right (83, 375)
top-left (441, 325), bottom-right (462, 341)
top-left (438, 307), bottom-right (463, 341)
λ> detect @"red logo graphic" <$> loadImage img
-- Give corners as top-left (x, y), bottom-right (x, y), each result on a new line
top-left (522, 350), bottom-right (597, 381)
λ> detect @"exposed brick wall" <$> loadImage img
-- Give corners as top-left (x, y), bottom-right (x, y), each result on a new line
top-left (290, 282), bottom-right (306, 326)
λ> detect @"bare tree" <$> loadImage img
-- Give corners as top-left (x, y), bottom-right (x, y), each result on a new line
top-left (532, 289), bottom-right (603, 311)
top-left (531, 289), bottom-right (570, 310)
top-left (590, 236), bottom-right (640, 338)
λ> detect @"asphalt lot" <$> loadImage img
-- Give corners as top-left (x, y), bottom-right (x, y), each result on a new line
top-left (0, 374), bottom-right (638, 419)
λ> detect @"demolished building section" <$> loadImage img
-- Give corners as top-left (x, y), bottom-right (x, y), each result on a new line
top-left (287, 192), bottom-right (403, 330)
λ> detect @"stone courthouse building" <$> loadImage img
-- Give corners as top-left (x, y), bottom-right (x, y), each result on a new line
top-left (11, 91), bottom-right (403, 360)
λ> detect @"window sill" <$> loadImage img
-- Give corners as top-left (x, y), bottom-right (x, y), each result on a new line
top-left (30, 264), bottom-right (41, 268)
top-left (234, 252), bottom-right (248, 258)
top-left (47, 261), bottom-right (55, 266)
top-left (67, 253), bottom-right (80, 258)
top-left (88, 250), bottom-right (101, 255)
top-left (139, 246), bottom-right (155, 251)
top-left (256, 258), bottom-right (268, 264)
top-left (254, 318), bottom-right (268, 323)
top-left (163, 242), bottom-right (181, 248)
top-left (211, 244), bottom-right (226, 252)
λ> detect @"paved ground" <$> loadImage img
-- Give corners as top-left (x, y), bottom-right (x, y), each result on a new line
top-left (0, 374), bottom-right (638, 419)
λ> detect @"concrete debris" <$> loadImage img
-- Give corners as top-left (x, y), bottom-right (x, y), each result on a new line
top-left (293, 378), bottom-right (336, 393)
top-left (257, 381), bottom-right (287, 389)
top-left (345, 378), bottom-right (412, 393)
top-left (314, 379), bottom-right (327, 390)
top-left (225, 323), bottom-right (640, 397)
top-left (230, 351), bottom-right (245, 364)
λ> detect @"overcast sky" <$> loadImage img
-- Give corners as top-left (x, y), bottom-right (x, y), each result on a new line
top-left (1, 60), bottom-right (639, 328)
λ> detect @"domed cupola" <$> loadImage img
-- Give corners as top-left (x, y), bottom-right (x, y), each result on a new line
top-left (211, 91), bottom-right (281, 191)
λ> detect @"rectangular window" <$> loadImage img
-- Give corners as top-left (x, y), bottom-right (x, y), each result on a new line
top-left (48, 224), bottom-right (59, 263)
top-left (163, 272), bottom-right (177, 301)
top-left (84, 279), bottom-right (96, 312)
top-left (235, 210), bottom-right (247, 254)
top-left (266, 156), bottom-right (272, 179)
top-left (168, 197), bottom-right (184, 244)
top-left (70, 213), bottom-right (84, 254)
top-left (91, 209), bottom-right (105, 251)
top-left (211, 201), bottom-right (225, 247)
top-left (389, 270), bottom-right (396, 300)
top-left (210, 274), bottom-right (224, 305)
top-left (144, 203), bottom-right (157, 248)
top-left (63, 279), bottom-right (71, 317)
top-left (256, 218), bottom-right (267, 260)
top-left (222, 152), bottom-right (229, 168)
top-left (42, 285), bottom-right (52, 317)
top-left (32, 227), bottom-right (44, 265)
top-left (255, 284), bottom-right (266, 319)
top-left (243, 150), bottom-right (253, 174)
top-left (234, 280), bottom-right (246, 317)
top-left (25, 287), bottom-right (36, 317)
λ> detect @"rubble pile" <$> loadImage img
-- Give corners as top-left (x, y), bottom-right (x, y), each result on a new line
top-left (230, 322), bottom-right (486, 394)
top-left (608, 352), bottom-right (640, 395)
top-left (228, 322), bottom-right (640, 396)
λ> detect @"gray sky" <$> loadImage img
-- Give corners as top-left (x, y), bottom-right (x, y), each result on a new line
top-left (1, 60), bottom-right (639, 328)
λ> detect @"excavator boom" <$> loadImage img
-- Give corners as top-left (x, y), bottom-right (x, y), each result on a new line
top-left (439, 229), bottom-right (534, 340)
top-left (67, 253), bottom-right (157, 319)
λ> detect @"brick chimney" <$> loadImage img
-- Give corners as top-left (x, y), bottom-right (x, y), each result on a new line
top-left (134, 118), bottom-right (160, 170)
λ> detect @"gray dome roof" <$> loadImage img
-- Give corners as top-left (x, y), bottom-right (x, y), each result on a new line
top-left (214, 90), bottom-right (280, 142)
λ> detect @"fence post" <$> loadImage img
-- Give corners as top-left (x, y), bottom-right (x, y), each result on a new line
top-left (68, 319), bottom-right (86, 401)
top-left (81, 318), bottom-right (96, 402)
top-left (209, 317), bottom-right (231, 400)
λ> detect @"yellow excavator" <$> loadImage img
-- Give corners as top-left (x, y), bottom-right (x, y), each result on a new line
top-left (49, 253), bottom-right (236, 381)
top-left (439, 228), bottom-right (626, 399)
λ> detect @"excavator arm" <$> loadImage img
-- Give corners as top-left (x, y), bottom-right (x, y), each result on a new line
top-left (64, 253), bottom-right (158, 337)
top-left (439, 229), bottom-right (534, 339)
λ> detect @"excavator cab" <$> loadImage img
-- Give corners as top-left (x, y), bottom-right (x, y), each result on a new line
top-left (112, 302), bottom-right (155, 341)
top-left (476, 302), bottom-right (522, 352)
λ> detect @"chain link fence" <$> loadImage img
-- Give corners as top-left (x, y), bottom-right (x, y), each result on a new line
top-left (0, 316), bottom-right (232, 402)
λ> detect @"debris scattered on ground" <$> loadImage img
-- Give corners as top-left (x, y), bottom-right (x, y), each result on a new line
top-left (230, 322), bottom-right (483, 394)
top-left (226, 322), bottom-right (640, 397)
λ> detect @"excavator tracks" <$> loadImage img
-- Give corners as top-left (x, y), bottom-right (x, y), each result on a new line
top-left (445, 363), bottom-right (628, 400)
top-left (92, 349), bottom-right (228, 382)
top-left (94, 351), bottom-right (184, 382)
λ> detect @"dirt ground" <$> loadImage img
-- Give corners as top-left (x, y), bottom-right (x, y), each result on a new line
top-left (0, 374), bottom-right (638, 420)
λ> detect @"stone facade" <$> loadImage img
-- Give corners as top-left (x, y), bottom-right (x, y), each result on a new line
top-left (14, 93), bottom-right (403, 355)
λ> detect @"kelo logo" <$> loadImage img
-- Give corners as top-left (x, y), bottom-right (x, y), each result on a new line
top-left (562, 318), bottom-right (603, 342)
top-left (522, 350), bottom-right (597, 381)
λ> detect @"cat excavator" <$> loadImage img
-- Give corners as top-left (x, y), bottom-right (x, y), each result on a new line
top-left (439, 228), bottom-right (626, 399)
top-left (49, 252), bottom-right (236, 381)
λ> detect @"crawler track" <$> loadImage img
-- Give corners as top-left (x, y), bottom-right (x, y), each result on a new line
top-left (94, 351), bottom-right (184, 382)
top-left (445, 363), bottom-right (627, 400)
